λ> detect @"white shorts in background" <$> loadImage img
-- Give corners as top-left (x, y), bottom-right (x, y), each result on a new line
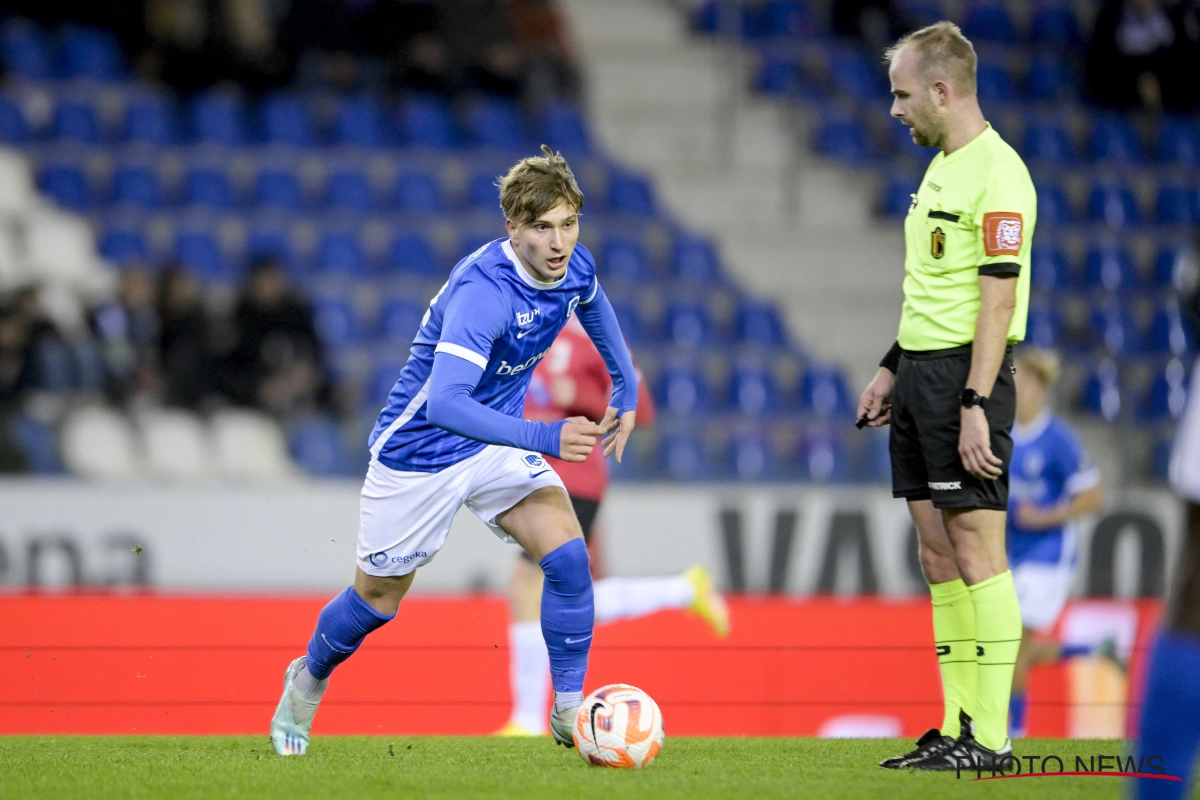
top-left (1170, 356), bottom-right (1200, 502)
top-left (1012, 559), bottom-right (1075, 632)
top-left (356, 445), bottom-right (566, 577)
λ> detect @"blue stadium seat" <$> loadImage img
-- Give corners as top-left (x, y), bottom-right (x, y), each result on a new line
top-left (1024, 300), bottom-right (1064, 349)
top-left (1079, 359), bottom-right (1122, 420)
top-left (260, 94), bottom-right (315, 147)
top-left (466, 97), bottom-right (525, 151)
top-left (607, 173), bottom-right (656, 216)
top-left (736, 300), bottom-right (787, 346)
top-left (1141, 358), bottom-right (1189, 421)
top-left (98, 226), bottom-right (148, 266)
top-left (673, 236), bottom-right (721, 283)
top-left (1090, 298), bottom-right (1141, 356)
top-left (814, 114), bottom-right (874, 165)
top-left (60, 26), bottom-right (123, 80)
top-left (254, 167), bottom-right (304, 210)
top-left (326, 168), bottom-right (374, 212)
top-left (962, 1), bottom-right (1018, 43)
top-left (9, 415), bottom-right (63, 474)
top-left (312, 297), bottom-right (359, 347)
top-left (1157, 117), bottom-right (1199, 165)
top-left (857, 426), bottom-right (891, 483)
top-left (2, 20), bottom-right (54, 80)
top-left (124, 94), bottom-right (176, 145)
top-left (609, 299), bottom-right (646, 342)
top-left (976, 61), bottom-right (1015, 103)
top-left (395, 169), bottom-right (445, 212)
top-left (0, 95), bottom-right (29, 143)
top-left (798, 429), bottom-right (853, 482)
top-left (899, 0), bottom-right (942, 27)
top-left (397, 95), bottom-right (458, 149)
top-left (762, 0), bottom-right (813, 37)
top-left (39, 164), bottom-right (90, 210)
top-left (601, 237), bottom-right (650, 281)
top-left (1147, 298), bottom-right (1194, 356)
top-left (1154, 244), bottom-right (1188, 289)
top-left (175, 229), bottom-right (230, 282)
top-left (1083, 243), bottom-right (1140, 290)
top-left (466, 169), bottom-right (501, 209)
top-left (665, 301), bottom-right (710, 347)
top-left (183, 165), bottom-right (235, 209)
top-left (539, 102), bottom-right (591, 154)
top-left (730, 367), bottom-right (780, 416)
top-left (879, 173), bottom-right (917, 219)
top-left (1155, 183), bottom-right (1197, 225)
top-left (1036, 182), bottom-right (1074, 225)
top-left (661, 432), bottom-right (709, 481)
top-left (1089, 115), bottom-right (1145, 163)
top-left (1025, 55), bottom-right (1072, 101)
top-left (1030, 4), bottom-right (1081, 44)
top-left (1022, 120), bottom-right (1077, 164)
top-left (728, 433), bottom-right (779, 481)
top-left (1030, 242), bottom-right (1074, 290)
top-left (315, 231), bottom-right (367, 276)
top-left (190, 92), bottom-right (247, 146)
top-left (800, 364), bottom-right (852, 418)
top-left (1086, 181), bottom-right (1141, 227)
top-left (758, 53), bottom-right (805, 96)
top-left (53, 101), bottom-right (101, 143)
top-left (657, 365), bottom-right (707, 414)
top-left (336, 96), bottom-right (389, 147)
top-left (365, 355), bottom-right (407, 409)
top-left (246, 223), bottom-right (293, 267)
top-left (830, 49), bottom-right (884, 101)
top-left (458, 230), bottom-right (496, 258)
top-left (387, 233), bottom-right (440, 277)
top-left (289, 416), bottom-right (352, 477)
top-left (380, 298), bottom-right (427, 342)
top-left (111, 164), bottom-right (162, 208)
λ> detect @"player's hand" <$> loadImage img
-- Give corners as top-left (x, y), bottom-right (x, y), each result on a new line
top-left (856, 368), bottom-right (895, 427)
top-left (1015, 501), bottom-right (1061, 530)
top-left (559, 416), bottom-right (605, 463)
top-left (959, 406), bottom-right (1003, 480)
top-left (599, 407), bottom-right (636, 463)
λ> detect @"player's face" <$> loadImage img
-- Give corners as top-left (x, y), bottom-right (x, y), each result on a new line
top-left (889, 46), bottom-right (947, 149)
top-left (507, 202), bottom-right (580, 283)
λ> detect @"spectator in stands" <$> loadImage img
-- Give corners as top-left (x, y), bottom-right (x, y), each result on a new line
top-left (1164, 0), bottom-right (1200, 111)
top-left (222, 259), bottom-right (327, 417)
top-left (92, 269), bottom-right (162, 403)
top-left (832, 0), bottom-right (908, 57)
top-left (157, 265), bottom-right (220, 410)
top-left (361, 0), bottom-right (456, 95)
top-left (508, 0), bottom-right (580, 101)
top-left (439, 0), bottom-right (526, 97)
top-left (1086, 0), bottom-right (1176, 110)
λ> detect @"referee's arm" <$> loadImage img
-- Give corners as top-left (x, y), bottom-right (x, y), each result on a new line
top-left (959, 274), bottom-right (1017, 480)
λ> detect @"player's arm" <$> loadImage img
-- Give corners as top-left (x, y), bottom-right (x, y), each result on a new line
top-left (574, 280), bottom-right (639, 461)
top-left (1017, 441), bottom-right (1105, 530)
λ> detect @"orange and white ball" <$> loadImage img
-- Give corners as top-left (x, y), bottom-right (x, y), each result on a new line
top-left (573, 684), bottom-right (664, 768)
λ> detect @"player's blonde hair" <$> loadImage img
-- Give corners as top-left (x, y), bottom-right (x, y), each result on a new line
top-left (498, 145), bottom-right (584, 226)
top-left (1015, 347), bottom-right (1061, 387)
top-left (885, 21), bottom-right (978, 97)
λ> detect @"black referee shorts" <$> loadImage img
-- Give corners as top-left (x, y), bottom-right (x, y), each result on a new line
top-left (519, 495), bottom-right (600, 562)
top-left (890, 344), bottom-right (1015, 511)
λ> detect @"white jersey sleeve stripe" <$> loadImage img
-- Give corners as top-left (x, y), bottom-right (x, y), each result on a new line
top-left (581, 277), bottom-right (600, 305)
top-left (370, 379), bottom-right (430, 459)
top-left (1065, 467), bottom-right (1102, 496)
top-left (435, 342), bottom-right (489, 369)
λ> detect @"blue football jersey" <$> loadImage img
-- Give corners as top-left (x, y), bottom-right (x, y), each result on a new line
top-left (368, 238), bottom-right (599, 472)
top-left (1007, 412), bottom-right (1100, 566)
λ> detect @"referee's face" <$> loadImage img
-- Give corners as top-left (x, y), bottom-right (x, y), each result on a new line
top-left (889, 46), bottom-right (946, 149)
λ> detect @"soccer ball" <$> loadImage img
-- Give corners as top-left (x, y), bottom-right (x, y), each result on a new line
top-left (573, 683), bottom-right (664, 768)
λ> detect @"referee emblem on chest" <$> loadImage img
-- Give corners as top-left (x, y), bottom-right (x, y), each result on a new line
top-left (931, 226), bottom-right (946, 259)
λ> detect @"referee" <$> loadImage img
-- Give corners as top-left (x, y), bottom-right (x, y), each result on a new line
top-left (857, 22), bottom-right (1035, 771)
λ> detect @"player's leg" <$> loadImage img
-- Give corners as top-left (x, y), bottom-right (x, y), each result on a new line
top-left (499, 551), bottom-right (550, 736)
top-left (1009, 558), bottom-right (1074, 737)
top-left (495, 485), bottom-right (593, 746)
top-left (1135, 501), bottom-right (1200, 799)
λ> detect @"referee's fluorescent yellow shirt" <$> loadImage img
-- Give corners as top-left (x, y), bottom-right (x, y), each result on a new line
top-left (897, 124), bottom-right (1036, 352)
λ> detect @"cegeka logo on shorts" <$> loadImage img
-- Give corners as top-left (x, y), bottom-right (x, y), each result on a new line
top-left (495, 347), bottom-right (550, 376)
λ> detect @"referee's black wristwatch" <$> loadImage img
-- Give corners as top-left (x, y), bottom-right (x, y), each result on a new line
top-left (961, 388), bottom-right (987, 410)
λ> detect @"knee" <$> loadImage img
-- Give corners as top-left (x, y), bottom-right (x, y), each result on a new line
top-left (918, 538), bottom-right (959, 585)
top-left (539, 538), bottom-right (591, 590)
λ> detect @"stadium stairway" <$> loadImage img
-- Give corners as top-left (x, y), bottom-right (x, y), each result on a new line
top-left (559, 0), bottom-right (903, 385)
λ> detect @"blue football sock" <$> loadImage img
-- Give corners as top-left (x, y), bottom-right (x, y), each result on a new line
top-left (305, 587), bottom-right (395, 680)
top-left (1009, 691), bottom-right (1027, 737)
top-left (1135, 630), bottom-right (1200, 799)
top-left (539, 538), bottom-right (594, 695)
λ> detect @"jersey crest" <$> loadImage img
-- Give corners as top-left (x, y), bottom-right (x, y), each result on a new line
top-left (931, 226), bottom-right (945, 259)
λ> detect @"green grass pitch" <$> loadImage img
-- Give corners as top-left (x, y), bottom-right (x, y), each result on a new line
top-left (0, 736), bottom-right (1186, 799)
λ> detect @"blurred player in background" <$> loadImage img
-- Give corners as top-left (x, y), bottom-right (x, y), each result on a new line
top-left (1003, 348), bottom-right (1104, 738)
top-left (1135, 324), bottom-right (1200, 797)
top-left (498, 317), bottom-right (730, 736)
top-left (270, 147), bottom-right (640, 755)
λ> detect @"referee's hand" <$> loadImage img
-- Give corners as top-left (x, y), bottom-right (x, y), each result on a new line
top-left (959, 406), bottom-right (1003, 480)
top-left (857, 368), bottom-right (895, 428)
top-left (559, 416), bottom-right (606, 463)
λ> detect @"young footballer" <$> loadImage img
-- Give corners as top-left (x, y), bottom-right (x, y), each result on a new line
top-left (269, 146), bottom-right (639, 755)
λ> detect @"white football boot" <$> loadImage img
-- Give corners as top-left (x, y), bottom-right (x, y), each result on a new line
top-left (270, 656), bottom-right (321, 756)
top-left (550, 701), bottom-right (578, 747)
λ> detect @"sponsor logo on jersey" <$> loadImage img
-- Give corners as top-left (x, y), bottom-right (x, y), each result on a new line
top-left (515, 308), bottom-right (541, 326)
top-left (983, 211), bottom-right (1023, 256)
top-left (495, 347), bottom-right (551, 377)
top-left (931, 226), bottom-right (946, 259)
top-left (928, 481), bottom-right (963, 491)
top-left (369, 551), bottom-right (389, 568)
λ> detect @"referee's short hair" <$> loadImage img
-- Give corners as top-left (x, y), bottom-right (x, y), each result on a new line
top-left (885, 21), bottom-right (978, 97)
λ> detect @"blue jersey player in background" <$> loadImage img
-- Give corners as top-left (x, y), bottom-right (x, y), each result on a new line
top-left (270, 146), bottom-right (640, 755)
top-left (1004, 347), bottom-right (1104, 737)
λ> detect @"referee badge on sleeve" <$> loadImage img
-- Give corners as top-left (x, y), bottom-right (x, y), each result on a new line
top-left (983, 212), bottom-right (1023, 256)
top-left (931, 227), bottom-right (945, 259)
